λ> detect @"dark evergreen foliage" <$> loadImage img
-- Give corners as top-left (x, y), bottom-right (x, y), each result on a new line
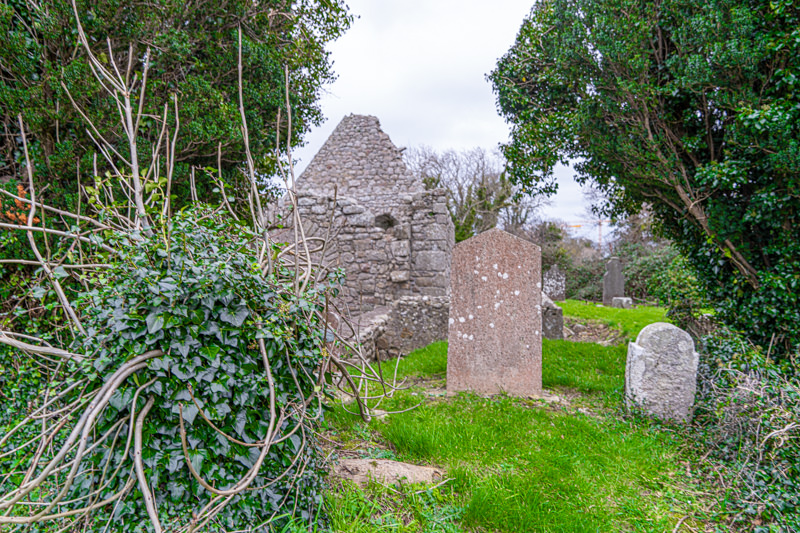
top-left (491, 0), bottom-right (800, 355)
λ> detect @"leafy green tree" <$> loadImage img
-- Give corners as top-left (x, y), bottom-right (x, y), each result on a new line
top-left (0, 0), bottom-right (350, 200)
top-left (491, 0), bottom-right (800, 354)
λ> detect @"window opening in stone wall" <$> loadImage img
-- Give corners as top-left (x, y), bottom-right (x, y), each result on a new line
top-left (375, 213), bottom-right (398, 230)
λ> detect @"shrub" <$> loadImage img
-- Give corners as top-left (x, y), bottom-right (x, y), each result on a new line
top-left (563, 257), bottom-right (604, 301)
top-left (0, 208), bottom-right (342, 531)
top-left (691, 329), bottom-right (800, 530)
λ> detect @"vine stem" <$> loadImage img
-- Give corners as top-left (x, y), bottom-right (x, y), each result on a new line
top-left (134, 396), bottom-right (161, 533)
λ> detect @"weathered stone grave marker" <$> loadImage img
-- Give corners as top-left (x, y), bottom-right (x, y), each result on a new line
top-left (625, 322), bottom-right (698, 423)
top-left (447, 228), bottom-right (542, 397)
top-left (602, 256), bottom-right (625, 306)
top-left (543, 265), bottom-right (566, 301)
top-left (542, 292), bottom-right (564, 340)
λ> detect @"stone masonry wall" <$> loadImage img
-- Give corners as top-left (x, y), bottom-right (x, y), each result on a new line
top-left (284, 189), bottom-right (452, 314)
top-left (375, 296), bottom-right (449, 360)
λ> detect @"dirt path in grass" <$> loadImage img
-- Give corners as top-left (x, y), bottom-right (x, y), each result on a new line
top-left (563, 316), bottom-right (624, 345)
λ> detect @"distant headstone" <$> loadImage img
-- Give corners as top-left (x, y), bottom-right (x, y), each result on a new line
top-left (543, 265), bottom-right (566, 301)
top-left (447, 228), bottom-right (542, 397)
top-left (612, 297), bottom-right (633, 309)
top-left (542, 293), bottom-right (564, 340)
top-left (625, 323), bottom-right (699, 423)
top-left (602, 257), bottom-right (625, 306)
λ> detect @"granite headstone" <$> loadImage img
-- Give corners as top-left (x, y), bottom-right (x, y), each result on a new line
top-left (543, 265), bottom-right (566, 301)
top-left (447, 228), bottom-right (542, 397)
top-left (625, 322), bottom-right (699, 423)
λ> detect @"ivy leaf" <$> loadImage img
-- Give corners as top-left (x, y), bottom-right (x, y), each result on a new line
top-left (30, 286), bottom-right (47, 299)
top-left (214, 402), bottom-right (231, 418)
top-left (167, 451), bottom-right (183, 474)
top-left (146, 312), bottom-right (164, 334)
top-left (234, 410), bottom-right (247, 438)
top-left (220, 306), bottom-right (249, 327)
top-left (210, 382), bottom-right (228, 394)
top-left (210, 433), bottom-right (231, 456)
top-left (189, 449), bottom-right (205, 474)
top-left (167, 481), bottom-right (185, 500)
top-left (109, 389), bottom-right (125, 411)
top-left (181, 403), bottom-right (199, 425)
top-left (199, 346), bottom-right (221, 360)
top-left (173, 389), bottom-right (191, 402)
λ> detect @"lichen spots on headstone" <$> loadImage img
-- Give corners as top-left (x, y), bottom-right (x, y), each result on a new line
top-left (543, 265), bottom-right (566, 301)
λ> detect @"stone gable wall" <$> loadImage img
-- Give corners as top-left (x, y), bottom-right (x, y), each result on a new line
top-left (299, 114), bottom-right (423, 199)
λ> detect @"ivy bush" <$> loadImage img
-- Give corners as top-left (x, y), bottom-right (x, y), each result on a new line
top-left (1, 208), bottom-right (336, 531)
top-left (611, 242), bottom-right (703, 306)
top-left (563, 257), bottom-right (604, 302)
top-left (692, 329), bottom-right (800, 530)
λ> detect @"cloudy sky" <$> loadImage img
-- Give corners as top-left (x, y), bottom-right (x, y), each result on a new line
top-left (293, 0), bottom-right (602, 240)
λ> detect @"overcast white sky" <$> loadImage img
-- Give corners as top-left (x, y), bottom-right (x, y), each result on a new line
top-left (293, 0), bottom-right (603, 240)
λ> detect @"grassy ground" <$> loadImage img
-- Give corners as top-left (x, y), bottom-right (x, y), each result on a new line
top-left (320, 303), bottom-right (707, 532)
top-left (559, 299), bottom-right (669, 340)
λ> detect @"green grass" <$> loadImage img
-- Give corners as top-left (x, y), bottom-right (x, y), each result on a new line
top-left (559, 299), bottom-right (669, 339)
top-left (323, 304), bottom-right (703, 532)
top-left (326, 482), bottom-right (465, 533)
top-left (542, 339), bottom-right (626, 398)
top-left (377, 341), bottom-right (448, 381)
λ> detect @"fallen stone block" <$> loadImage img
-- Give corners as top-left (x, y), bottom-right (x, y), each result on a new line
top-left (612, 297), bottom-right (633, 309)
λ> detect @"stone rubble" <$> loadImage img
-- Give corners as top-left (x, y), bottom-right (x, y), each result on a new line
top-left (612, 296), bottom-right (633, 309)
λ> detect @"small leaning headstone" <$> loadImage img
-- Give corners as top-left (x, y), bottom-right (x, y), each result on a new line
top-left (602, 256), bottom-right (625, 306)
top-left (625, 322), bottom-right (698, 423)
top-left (447, 228), bottom-right (542, 397)
top-left (542, 292), bottom-right (564, 340)
top-left (543, 265), bottom-right (566, 301)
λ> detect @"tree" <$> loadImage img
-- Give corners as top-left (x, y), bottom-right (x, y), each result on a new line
top-left (405, 146), bottom-right (544, 242)
top-left (491, 0), bottom-right (800, 354)
top-left (0, 0), bottom-right (351, 202)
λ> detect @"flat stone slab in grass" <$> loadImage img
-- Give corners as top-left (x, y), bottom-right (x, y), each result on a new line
top-left (612, 297), bottom-right (633, 309)
top-left (626, 322), bottom-right (698, 423)
top-left (333, 458), bottom-right (444, 486)
top-left (447, 228), bottom-right (542, 397)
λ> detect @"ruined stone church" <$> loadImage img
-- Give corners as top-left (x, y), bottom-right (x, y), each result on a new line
top-left (289, 114), bottom-right (455, 359)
